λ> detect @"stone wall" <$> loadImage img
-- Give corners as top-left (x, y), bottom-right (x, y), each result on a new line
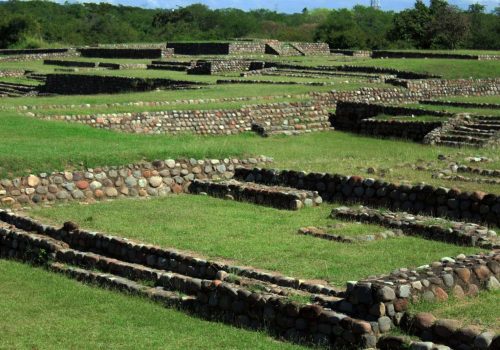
top-left (0, 49), bottom-right (79, 62)
top-left (234, 168), bottom-right (500, 226)
top-left (228, 43), bottom-right (266, 54)
top-left (333, 101), bottom-right (451, 133)
top-left (338, 66), bottom-right (441, 80)
top-left (35, 102), bottom-right (331, 135)
top-left (291, 43), bottom-right (330, 56)
top-left (187, 60), bottom-right (253, 74)
top-left (41, 74), bottom-right (199, 95)
top-left (167, 43), bottom-right (231, 55)
top-left (78, 48), bottom-right (171, 59)
top-left (372, 50), bottom-right (500, 60)
top-left (44, 60), bottom-right (97, 68)
top-left (388, 78), bottom-right (500, 94)
top-left (189, 179), bottom-right (322, 210)
top-left (0, 69), bottom-right (25, 78)
top-left (0, 210), bottom-right (375, 349)
top-left (344, 252), bottom-right (499, 344)
top-left (330, 49), bottom-right (372, 57)
top-left (0, 157), bottom-right (272, 208)
top-left (0, 48), bottom-right (70, 56)
top-left (419, 100), bottom-right (500, 110)
top-left (358, 119), bottom-right (443, 142)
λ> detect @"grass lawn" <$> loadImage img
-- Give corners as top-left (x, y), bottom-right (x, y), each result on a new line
top-left (373, 114), bottom-right (445, 122)
top-left (30, 195), bottom-right (479, 286)
top-left (409, 290), bottom-right (500, 333)
top-left (0, 259), bottom-right (306, 350)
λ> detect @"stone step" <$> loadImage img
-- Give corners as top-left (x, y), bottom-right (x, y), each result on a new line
top-left (0, 82), bottom-right (36, 91)
top-left (454, 125), bottom-right (496, 135)
top-left (448, 129), bottom-right (495, 138)
top-left (189, 179), bottom-right (322, 210)
top-left (435, 140), bottom-right (484, 148)
top-left (439, 135), bottom-right (488, 145)
top-left (468, 123), bottom-right (500, 131)
top-left (446, 131), bottom-right (493, 140)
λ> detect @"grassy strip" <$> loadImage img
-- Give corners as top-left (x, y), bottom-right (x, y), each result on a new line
top-left (0, 259), bottom-right (305, 350)
top-left (0, 84), bottom-right (336, 108)
top-left (409, 290), bottom-right (500, 332)
top-left (433, 95), bottom-right (500, 104)
top-left (403, 103), bottom-right (500, 117)
top-left (0, 116), bottom-right (499, 193)
top-left (31, 196), bottom-right (479, 286)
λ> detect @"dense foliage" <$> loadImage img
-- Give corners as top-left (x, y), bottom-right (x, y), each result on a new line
top-left (0, 0), bottom-right (498, 50)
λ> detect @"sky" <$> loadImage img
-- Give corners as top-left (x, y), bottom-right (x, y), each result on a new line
top-left (58, 0), bottom-right (499, 12)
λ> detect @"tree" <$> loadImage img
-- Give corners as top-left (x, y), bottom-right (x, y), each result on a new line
top-left (427, 4), bottom-right (470, 49)
top-left (0, 15), bottom-right (41, 48)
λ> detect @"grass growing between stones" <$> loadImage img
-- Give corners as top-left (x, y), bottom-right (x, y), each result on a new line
top-left (31, 195), bottom-right (479, 286)
top-left (408, 290), bottom-right (500, 332)
top-left (0, 259), bottom-right (307, 350)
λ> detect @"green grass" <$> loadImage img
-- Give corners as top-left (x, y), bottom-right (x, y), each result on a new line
top-left (434, 95), bottom-right (500, 104)
top-left (373, 114), bottom-right (445, 122)
top-left (0, 259), bottom-right (306, 350)
top-left (277, 56), bottom-right (500, 79)
top-left (1, 114), bottom-right (500, 193)
top-left (31, 196), bottom-right (479, 286)
top-left (0, 77), bottom-right (42, 86)
top-left (28, 97), bottom-right (311, 116)
top-left (403, 103), bottom-right (500, 117)
top-left (409, 290), bottom-right (500, 332)
top-left (0, 83), bottom-right (335, 108)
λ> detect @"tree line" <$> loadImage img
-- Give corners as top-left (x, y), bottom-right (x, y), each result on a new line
top-left (0, 0), bottom-right (498, 50)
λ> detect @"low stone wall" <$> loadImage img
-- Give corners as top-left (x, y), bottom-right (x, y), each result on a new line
top-left (188, 60), bottom-right (253, 74)
top-left (0, 210), bottom-right (375, 349)
top-left (338, 66), bottom-right (440, 80)
top-left (234, 168), bottom-right (500, 226)
top-left (44, 59), bottom-right (97, 68)
top-left (0, 157), bottom-right (272, 208)
top-left (228, 43), bottom-right (266, 55)
top-left (330, 49), bottom-right (372, 57)
top-left (0, 48), bottom-right (70, 56)
top-left (358, 119), bottom-right (443, 141)
top-left (167, 43), bottom-right (231, 55)
top-left (332, 206), bottom-right (498, 248)
top-left (345, 251), bottom-right (499, 347)
top-left (333, 101), bottom-right (450, 138)
top-left (291, 43), bottom-right (330, 56)
top-left (41, 74), bottom-right (199, 94)
top-left (0, 49), bottom-right (79, 62)
top-left (189, 179), bottom-right (322, 210)
top-left (35, 102), bottom-right (331, 135)
top-left (0, 69), bottom-right (25, 78)
top-left (372, 50), bottom-right (500, 60)
top-left (389, 78), bottom-right (500, 95)
top-left (419, 99), bottom-right (500, 110)
top-left (78, 48), bottom-right (171, 59)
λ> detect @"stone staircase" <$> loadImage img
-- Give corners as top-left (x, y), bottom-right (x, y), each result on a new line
top-left (24, 72), bottom-right (48, 83)
top-left (425, 115), bottom-right (500, 148)
top-left (0, 81), bottom-right (38, 97)
top-left (265, 42), bottom-right (303, 56)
